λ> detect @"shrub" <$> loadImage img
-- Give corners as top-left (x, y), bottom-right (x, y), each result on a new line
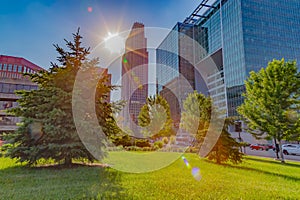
top-left (112, 134), bottom-right (132, 147)
top-left (162, 137), bottom-right (169, 144)
top-left (170, 136), bottom-right (176, 145)
top-left (135, 139), bottom-right (151, 148)
top-left (154, 141), bottom-right (163, 149)
top-left (187, 147), bottom-right (199, 153)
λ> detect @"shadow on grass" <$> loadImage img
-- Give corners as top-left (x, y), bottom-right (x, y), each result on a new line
top-left (245, 157), bottom-right (300, 168)
top-left (0, 164), bottom-right (130, 199)
top-left (203, 158), bottom-right (300, 182)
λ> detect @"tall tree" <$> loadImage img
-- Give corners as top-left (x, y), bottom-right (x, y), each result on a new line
top-left (138, 95), bottom-right (174, 139)
top-left (237, 59), bottom-right (300, 163)
top-left (3, 29), bottom-right (118, 166)
top-left (207, 118), bottom-right (243, 164)
top-left (181, 91), bottom-right (243, 164)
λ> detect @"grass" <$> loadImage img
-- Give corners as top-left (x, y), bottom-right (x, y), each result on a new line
top-left (0, 153), bottom-right (300, 199)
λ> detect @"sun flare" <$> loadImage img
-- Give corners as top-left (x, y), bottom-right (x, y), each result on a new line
top-left (104, 32), bottom-right (125, 54)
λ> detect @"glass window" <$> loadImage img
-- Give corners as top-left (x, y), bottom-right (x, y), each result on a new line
top-left (8, 64), bottom-right (12, 71)
top-left (3, 64), bottom-right (7, 71)
top-left (9, 84), bottom-right (16, 93)
top-left (16, 84), bottom-right (24, 90)
top-left (24, 85), bottom-right (30, 90)
top-left (23, 66), bottom-right (27, 73)
top-left (2, 83), bottom-right (9, 93)
top-left (13, 64), bottom-right (17, 72)
top-left (18, 66), bottom-right (22, 72)
top-left (0, 63), bottom-right (2, 70)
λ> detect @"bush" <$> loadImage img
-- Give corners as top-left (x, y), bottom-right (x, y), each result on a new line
top-left (162, 137), bottom-right (169, 144)
top-left (135, 139), bottom-right (151, 148)
top-left (154, 141), bottom-right (163, 149)
top-left (187, 147), bottom-right (199, 153)
top-left (141, 147), bottom-right (151, 151)
top-left (170, 136), bottom-right (176, 145)
top-left (113, 134), bottom-right (132, 147)
top-left (153, 145), bottom-right (160, 151)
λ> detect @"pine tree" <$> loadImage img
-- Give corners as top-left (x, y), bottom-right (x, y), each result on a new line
top-left (207, 118), bottom-right (243, 164)
top-left (3, 29), bottom-right (119, 166)
top-left (181, 91), bottom-right (243, 164)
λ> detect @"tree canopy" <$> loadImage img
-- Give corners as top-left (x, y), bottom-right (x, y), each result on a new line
top-left (138, 95), bottom-right (174, 139)
top-left (3, 29), bottom-right (120, 166)
top-left (181, 91), bottom-right (242, 164)
top-left (237, 59), bottom-right (300, 162)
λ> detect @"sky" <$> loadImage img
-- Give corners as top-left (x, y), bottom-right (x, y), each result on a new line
top-left (0, 0), bottom-right (200, 68)
top-left (0, 0), bottom-right (201, 98)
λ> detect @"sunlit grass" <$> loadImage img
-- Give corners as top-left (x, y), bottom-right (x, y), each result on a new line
top-left (0, 154), bottom-right (299, 199)
top-left (104, 151), bottom-right (182, 173)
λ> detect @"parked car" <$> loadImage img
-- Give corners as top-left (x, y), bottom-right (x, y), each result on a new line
top-left (282, 144), bottom-right (300, 155)
top-left (250, 144), bottom-right (274, 151)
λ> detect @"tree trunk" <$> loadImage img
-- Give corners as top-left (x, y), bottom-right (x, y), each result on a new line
top-left (278, 140), bottom-right (285, 163)
top-left (273, 137), bottom-right (279, 159)
top-left (64, 157), bottom-right (72, 166)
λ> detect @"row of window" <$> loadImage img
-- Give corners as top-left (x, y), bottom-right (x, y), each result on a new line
top-left (0, 101), bottom-right (18, 110)
top-left (0, 72), bottom-right (24, 79)
top-left (0, 83), bottom-right (38, 94)
top-left (0, 63), bottom-right (37, 74)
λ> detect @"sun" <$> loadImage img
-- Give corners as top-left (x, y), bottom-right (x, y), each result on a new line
top-left (104, 32), bottom-right (125, 54)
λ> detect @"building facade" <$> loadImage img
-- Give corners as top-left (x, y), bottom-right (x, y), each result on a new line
top-left (0, 55), bottom-right (43, 133)
top-left (156, 22), bottom-right (209, 125)
top-left (157, 0), bottom-right (300, 117)
top-left (121, 22), bottom-right (148, 134)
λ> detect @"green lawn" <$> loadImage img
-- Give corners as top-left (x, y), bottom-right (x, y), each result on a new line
top-left (0, 153), bottom-right (300, 199)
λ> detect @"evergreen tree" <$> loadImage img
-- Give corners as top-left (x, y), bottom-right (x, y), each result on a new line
top-left (207, 118), bottom-right (243, 164)
top-left (3, 29), bottom-right (119, 166)
top-left (238, 59), bottom-right (300, 163)
top-left (181, 91), bottom-right (243, 164)
top-left (138, 95), bottom-right (174, 139)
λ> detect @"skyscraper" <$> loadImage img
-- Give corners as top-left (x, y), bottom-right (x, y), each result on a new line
top-left (157, 0), bottom-right (300, 117)
top-left (121, 22), bottom-right (148, 134)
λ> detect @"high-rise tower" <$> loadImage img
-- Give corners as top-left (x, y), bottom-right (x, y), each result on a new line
top-left (121, 22), bottom-right (148, 134)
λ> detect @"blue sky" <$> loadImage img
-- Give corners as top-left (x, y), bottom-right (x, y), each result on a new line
top-left (0, 0), bottom-right (200, 69)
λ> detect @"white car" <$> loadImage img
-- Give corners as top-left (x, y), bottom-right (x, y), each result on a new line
top-left (282, 144), bottom-right (300, 155)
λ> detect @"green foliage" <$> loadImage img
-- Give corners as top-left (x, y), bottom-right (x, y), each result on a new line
top-left (181, 91), bottom-right (243, 164)
top-left (238, 59), bottom-right (300, 162)
top-left (2, 29), bottom-right (120, 166)
top-left (135, 139), bottom-right (151, 148)
top-left (138, 95), bottom-right (175, 139)
top-left (181, 91), bottom-right (212, 138)
top-left (154, 141), bottom-right (163, 149)
top-left (207, 119), bottom-right (243, 164)
top-left (111, 134), bottom-right (132, 147)
top-left (170, 135), bottom-right (176, 145)
top-left (162, 137), bottom-right (169, 144)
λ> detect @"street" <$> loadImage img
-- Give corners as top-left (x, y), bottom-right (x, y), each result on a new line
top-left (243, 147), bottom-right (300, 162)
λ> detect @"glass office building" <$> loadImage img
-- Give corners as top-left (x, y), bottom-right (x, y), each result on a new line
top-left (157, 0), bottom-right (300, 117)
top-left (156, 22), bottom-right (209, 125)
top-left (121, 22), bottom-right (148, 134)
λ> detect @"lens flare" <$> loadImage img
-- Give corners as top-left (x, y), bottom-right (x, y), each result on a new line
top-left (104, 32), bottom-right (125, 54)
top-left (192, 167), bottom-right (201, 181)
top-left (181, 156), bottom-right (191, 169)
top-left (28, 122), bottom-right (43, 141)
top-left (182, 156), bottom-right (201, 181)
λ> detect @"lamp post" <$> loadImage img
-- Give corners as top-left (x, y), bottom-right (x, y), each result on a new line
top-left (235, 121), bottom-right (243, 152)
